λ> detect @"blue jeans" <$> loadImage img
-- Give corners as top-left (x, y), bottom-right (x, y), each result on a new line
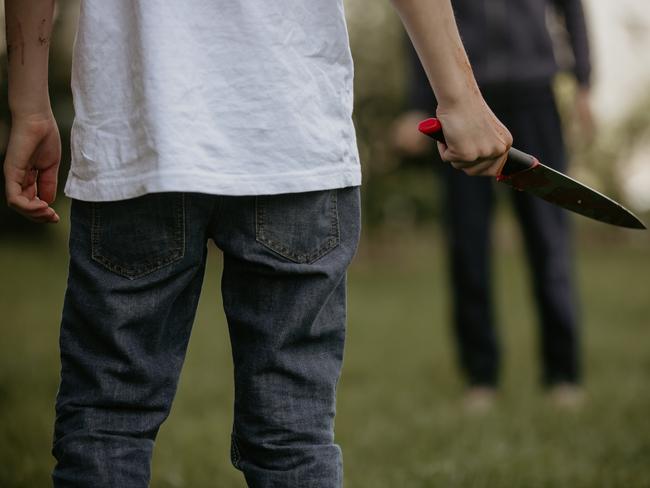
top-left (53, 188), bottom-right (361, 487)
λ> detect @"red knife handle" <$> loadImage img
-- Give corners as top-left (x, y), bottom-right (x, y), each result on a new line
top-left (417, 117), bottom-right (538, 178)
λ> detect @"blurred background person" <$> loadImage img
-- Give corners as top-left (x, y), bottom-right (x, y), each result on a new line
top-left (393, 0), bottom-right (593, 410)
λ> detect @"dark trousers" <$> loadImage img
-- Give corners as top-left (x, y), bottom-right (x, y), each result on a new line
top-left (443, 82), bottom-right (580, 387)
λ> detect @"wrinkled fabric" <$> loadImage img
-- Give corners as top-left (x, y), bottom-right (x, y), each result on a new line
top-left (66, 1), bottom-right (360, 201)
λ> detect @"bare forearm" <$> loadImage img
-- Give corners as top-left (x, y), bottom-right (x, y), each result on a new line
top-left (390, 0), bottom-right (512, 176)
top-left (5, 0), bottom-right (55, 116)
top-left (391, 0), bottom-right (480, 107)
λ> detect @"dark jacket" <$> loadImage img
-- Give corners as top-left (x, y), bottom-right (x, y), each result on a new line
top-left (408, 0), bottom-right (591, 109)
top-left (455, 0), bottom-right (590, 85)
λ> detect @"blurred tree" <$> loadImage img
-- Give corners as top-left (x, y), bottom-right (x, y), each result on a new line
top-left (346, 0), bottom-right (442, 234)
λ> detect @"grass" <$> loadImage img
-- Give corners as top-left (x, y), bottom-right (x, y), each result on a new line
top-left (1, 205), bottom-right (649, 487)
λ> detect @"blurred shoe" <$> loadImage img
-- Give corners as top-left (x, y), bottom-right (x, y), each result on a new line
top-left (547, 383), bottom-right (585, 410)
top-left (463, 386), bottom-right (497, 414)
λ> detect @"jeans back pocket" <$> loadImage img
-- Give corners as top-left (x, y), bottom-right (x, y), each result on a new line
top-left (255, 189), bottom-right (340, 264)
top-left (91, 193), bottom-right (185, 279)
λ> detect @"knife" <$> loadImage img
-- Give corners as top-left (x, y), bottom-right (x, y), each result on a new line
top-left (418, 117), bottom-right (646, 229)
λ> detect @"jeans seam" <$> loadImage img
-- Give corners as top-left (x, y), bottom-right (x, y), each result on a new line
top-left (230, 433), bottom-right (242, 470)
top-left (331, 188), bottom-right (340, 247)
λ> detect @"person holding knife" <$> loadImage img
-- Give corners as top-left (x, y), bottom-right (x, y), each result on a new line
top-left (394, 0), bottom-right (591, 409)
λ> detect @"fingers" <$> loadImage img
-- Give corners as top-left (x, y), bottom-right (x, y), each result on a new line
top-left (36, 164), bottom-right (59, 204)
top-left (4, 144), bottom-right (61, 223)
top-left (2, 114), bottom-right (62, 223)
top-left (392, 110), bottom-right (433, 156)
top-left (6, 171), bottom-right (60, 223)
top-left (31, 205), bottom-right (60, 224)
top-left (450, 153), bottom-right (508, 177)
top-left (6, 192), bottom-right (60, 223)
top-left (439, 144), bottom-right (509, 177)
top-left (433, 104), bottom-right (512, 177)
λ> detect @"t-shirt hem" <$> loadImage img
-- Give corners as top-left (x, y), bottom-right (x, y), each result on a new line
top-left (64, 167), bottom-right (362, 202)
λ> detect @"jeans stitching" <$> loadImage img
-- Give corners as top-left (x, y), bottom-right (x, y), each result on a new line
top-left (230, 433), bottom-right (242, 470)
top-left (331, 189), bottom-right (340, 245)
top-left (91, 202), bottom-right (100, 261)
top-left (178, 193), bottom-right (186, 263)
top-left (90, 194), bottom-right (186, 279)
top-left (255, 190), bottom-right (340, 264)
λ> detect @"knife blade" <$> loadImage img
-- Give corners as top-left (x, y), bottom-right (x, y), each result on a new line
top-left (418, 117), bottom-right (646, 229)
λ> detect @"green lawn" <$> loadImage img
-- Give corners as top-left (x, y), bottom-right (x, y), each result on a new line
top-left (1, 209), bottom-right (649, 487)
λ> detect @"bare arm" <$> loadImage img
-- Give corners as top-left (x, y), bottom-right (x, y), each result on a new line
top-left (3, 0), bottom-right (60, 223)
top-left (391, 0), bottom-right (512, 176)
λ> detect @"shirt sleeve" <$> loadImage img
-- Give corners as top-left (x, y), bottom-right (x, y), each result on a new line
top-left (552, 0), bottom-right (592, 87)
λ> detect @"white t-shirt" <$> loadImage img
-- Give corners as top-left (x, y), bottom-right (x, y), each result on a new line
top-left (65, 1), bottom-right (361, 201)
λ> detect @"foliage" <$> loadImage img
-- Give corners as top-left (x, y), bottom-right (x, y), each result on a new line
top-left (345, 0), bottom-right (444, 233)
